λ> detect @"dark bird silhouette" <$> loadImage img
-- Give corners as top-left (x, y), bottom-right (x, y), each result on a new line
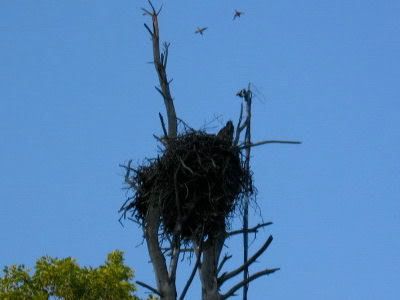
top-left (217, 121), bottom-right (234, 143)
top-left (236, 89), bottom-right (246, 98)
top-left (233, 10), bottom-right (244, 20)
top-left (195, 27), bottom-right (208, 35)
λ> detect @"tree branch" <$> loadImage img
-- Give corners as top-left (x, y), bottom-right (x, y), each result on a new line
top-left (237, 140), bottom-right (301, 150)
top-left (221, 267), bottom-right (280, 299)
top-left (162, 42), bottom-right (170, 68)
top-left (177, 117), bottom-right (195, 131)
top-left (168, 238), bottom-right (180, 283)
top-left (218, 235), bottom-right (273, 286)
top-left (143, 1), bottom-right (177, 138)
top-left (161, 248), bottom-right (194, 253)
top-left (179, 238), bottom-right (204, 300)
top-left (144, 206), bottom-right (175, 298)
top-left (234, 103), bottom-right (244, 146)
top-left (158, 113), bottom-right (168, 138)
top-left (217, 254), bottom-right (232, 274)
top-left (153, 134), bottom-right (167, 146)
top-left (227, 222), bottom-right (273, 237)
top-left (168, 166), bottom-right (183, 283)
top-left (147, 0), bottom-right (157, 15)
top-left (136, 280), bottom-right (161, 296)
top-left (143, 23), bottom-right (153, 36)
top-left (197, 231), bottom-right (226, 299)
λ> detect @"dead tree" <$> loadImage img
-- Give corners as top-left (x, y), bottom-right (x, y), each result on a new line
top-left (239, 86), bottom-right (252, 300)
top-left (120, 2), bottom-right (300, 299)
top-left (139, 3), bottom-right (178, 299)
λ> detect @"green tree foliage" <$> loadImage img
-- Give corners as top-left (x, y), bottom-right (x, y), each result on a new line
top-left (0, 250), bottom-right (139, 300)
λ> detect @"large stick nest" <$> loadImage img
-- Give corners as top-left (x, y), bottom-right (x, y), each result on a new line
top-left (121, 130), bottom-right (252, 240)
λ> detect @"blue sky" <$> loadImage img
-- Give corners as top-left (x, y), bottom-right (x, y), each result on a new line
top-left (1, 0), bottom-right (399, 299)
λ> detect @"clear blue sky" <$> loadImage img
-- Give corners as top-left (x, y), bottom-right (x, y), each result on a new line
top-left (1, 1), bottom-right (399, 299)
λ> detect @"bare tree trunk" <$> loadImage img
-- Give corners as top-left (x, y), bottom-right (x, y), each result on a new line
top-left (140, 2), bottom-right (179, 299)
top-left (242, 85), bottom-right (252, 300)
top-left (196, 232), bottom-right (225, 300)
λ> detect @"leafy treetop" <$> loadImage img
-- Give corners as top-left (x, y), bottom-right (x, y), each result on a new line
top-left (0, 250), bottom-right (141, 300)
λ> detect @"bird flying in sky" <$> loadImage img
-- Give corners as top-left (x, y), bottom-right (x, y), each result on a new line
top-left (233, 10), bottom-right (244, 20)
top-left (195, 27), bottom-right (208, 35)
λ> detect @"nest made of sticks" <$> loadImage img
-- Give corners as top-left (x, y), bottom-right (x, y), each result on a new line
top-left (121, 130), bottom-right (252, 240)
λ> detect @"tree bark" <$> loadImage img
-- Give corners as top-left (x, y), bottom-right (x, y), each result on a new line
top-left (142, 4), bottom-right (178, 298)
top-left (242, 85), bottom-right (252, 300)
top-left (196, 231), bottom-right (225, 300)
top-left (145, 206), bottom-right (177, 300)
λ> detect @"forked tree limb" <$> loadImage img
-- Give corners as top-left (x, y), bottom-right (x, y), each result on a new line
top-left (221, 267), bottom-right (280, 299)
top-left (218, 235), bottom-right (274, 286)
top-left (217, 254), bottom-right (233, 275)
top-left (227, 222), bottom-right (273, 237)
top-left (144, 206), bottom-right (176, 298)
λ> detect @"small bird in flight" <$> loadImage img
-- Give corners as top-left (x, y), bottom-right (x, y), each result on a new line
top-left (195, 27), bottom-right (208, 35)
top-left (233, 10), bottom-right (244, 20)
